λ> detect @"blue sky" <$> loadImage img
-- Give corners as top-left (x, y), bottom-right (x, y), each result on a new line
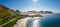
top-left (0, 0), bottom-right (60, 13)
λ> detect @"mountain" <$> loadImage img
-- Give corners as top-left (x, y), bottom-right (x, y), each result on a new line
top-left (0, 4), bottom-right (16, 25)
top-left (39, 11), bottom-right (53, 14)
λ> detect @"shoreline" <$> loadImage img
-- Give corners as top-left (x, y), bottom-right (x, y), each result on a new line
top-left (14, 17), bottom-right (42, 27)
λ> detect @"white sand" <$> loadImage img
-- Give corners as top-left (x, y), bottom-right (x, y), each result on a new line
top-left (14, 17), bottom-right (32, 27)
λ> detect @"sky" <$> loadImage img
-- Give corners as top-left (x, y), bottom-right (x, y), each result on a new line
top-left (0, 0), bottom-right (60, 13)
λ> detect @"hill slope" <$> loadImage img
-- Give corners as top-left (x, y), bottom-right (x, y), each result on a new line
top-left (0, 4), bottom-right (16, 25)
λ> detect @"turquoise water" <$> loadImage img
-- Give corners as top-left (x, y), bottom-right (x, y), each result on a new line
top-left (27, 13), bottom-right (60, 27)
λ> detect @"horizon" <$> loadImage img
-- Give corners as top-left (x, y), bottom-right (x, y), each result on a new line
top-left (0, 0), bottom-right (60, 13)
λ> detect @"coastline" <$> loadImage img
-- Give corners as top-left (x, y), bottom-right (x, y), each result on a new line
top-left (14, 17), bottom-right (42, 27)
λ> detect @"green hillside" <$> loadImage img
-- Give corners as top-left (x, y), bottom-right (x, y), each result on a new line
top-left (0, 4), bottom-right (16, 25)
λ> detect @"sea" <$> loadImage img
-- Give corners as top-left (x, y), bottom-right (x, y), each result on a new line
top-left (27, 13), bottom-right (60, 27)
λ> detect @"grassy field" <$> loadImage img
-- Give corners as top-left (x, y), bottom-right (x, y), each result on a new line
top-left (2, 20), bottom-right (17, 27)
